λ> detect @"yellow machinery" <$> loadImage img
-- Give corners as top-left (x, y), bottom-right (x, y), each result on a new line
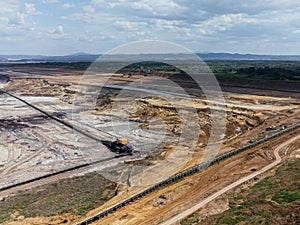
top-left (110, 138), bottom-right (133, 154)
top-left (117, 138), bottom-right (129, 145)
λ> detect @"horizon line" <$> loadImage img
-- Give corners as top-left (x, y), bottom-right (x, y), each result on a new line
top-left (2, 52), bottom-right (300, 57)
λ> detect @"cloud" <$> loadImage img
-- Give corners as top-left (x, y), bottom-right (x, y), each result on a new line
top-left (61, 3), bottom-right (76, 9)
top-left (292, 29), bottom-right (300, 34)
top-left (82, 5), bottom-right (96, 13)
top-left (175, 0), bottom-right (300, 16)
top-left (25, 3), bottom-right (41, 15)
top-left (45, 25), bottom-right (66, 40)
top-left (113, 20), bottom-right (147, 30)
top-left (0, 1), bottom-right (19, 14)
top-left (91, 0), bottom-right (131, 9)
top-left (149, 19), bottom-right (183, 31)
top-left (41, 0), bottom-right (59, 3)
top-left (0, 1), bottom-right (23, 30)
top-left (132, 0), bottom-right (185, 17)
top-left (0, 1), bottom-right (40, 28)
top-left (0, 1), bottom-right (40, 34)
top-left (8, 12), bottom-right (25, 25)
top-left (59, 0), bottom-right (300, 53)
top-left (56, 25), bottom-right (64, 35)
top-left (91, 0), bottom-right (187, 20)
top-left (1, 0), bottom-right (300, 54)
top-left (112, 20), bottom-right (151, 38)
top-left (192, 13), bottom-right (255, 35)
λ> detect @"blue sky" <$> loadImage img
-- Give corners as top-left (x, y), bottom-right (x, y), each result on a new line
top-left (1, 0), bottom-right (300, 55)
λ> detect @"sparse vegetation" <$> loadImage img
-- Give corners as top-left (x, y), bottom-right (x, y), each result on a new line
top-left (181, 158), bottom-right (300, 225)
top-left (0, 173), bottom-right (116, 223)
top-left (117, 60), bottom-right (300, 81)
top-left (272, 189), bottom-right (300, 204)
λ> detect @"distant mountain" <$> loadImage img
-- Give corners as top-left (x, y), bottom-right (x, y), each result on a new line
top-left (196, 53), bottom-right (300, 61)
top-left (39, 54), bottom-right (100, 62)
top-left (69, 52), bottom-right (92, 56)
top-left (1, 52), bottom-right (300, 63)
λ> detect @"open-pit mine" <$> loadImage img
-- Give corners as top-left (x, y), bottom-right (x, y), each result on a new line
top-left (0, 62), bottom-right (299, 225)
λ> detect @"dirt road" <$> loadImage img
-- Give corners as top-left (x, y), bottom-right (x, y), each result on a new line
top-left (160, 134), bottom-right (300, 225)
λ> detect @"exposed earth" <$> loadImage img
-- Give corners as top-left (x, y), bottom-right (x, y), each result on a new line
top-left (0, 63), bottom-right (299, 225)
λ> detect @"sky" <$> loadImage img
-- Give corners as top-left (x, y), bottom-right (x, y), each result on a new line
top-left (1, 0), bottom-right (300, 55)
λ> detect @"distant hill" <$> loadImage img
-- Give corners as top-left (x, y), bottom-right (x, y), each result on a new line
top-left (39, 54), bottom-right (100, 62)
top-left (1, 52), bottom-right (300, 63)
top-left (196, 53), bottom-right (300, 61)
